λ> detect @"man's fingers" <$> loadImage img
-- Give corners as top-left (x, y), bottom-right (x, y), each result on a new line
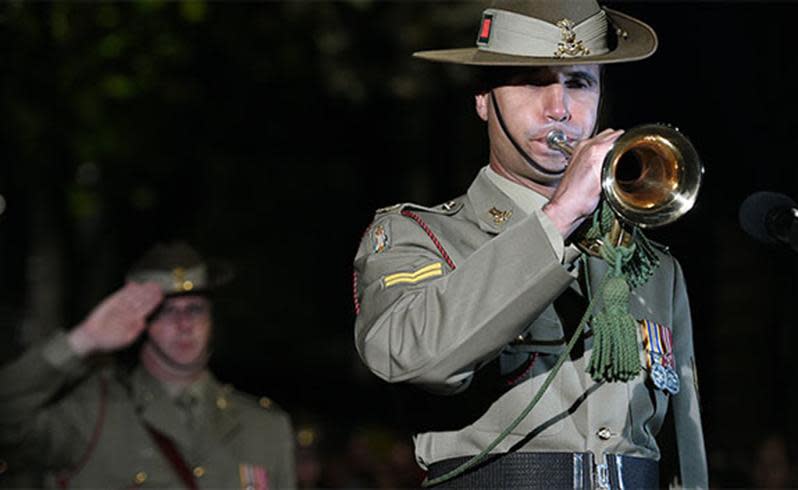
top-left (595, 128), bottom-right (624, 143)
top-left (595, 128), bottom-right (617, 137)
top-left (118, 282), bottom-right (163, 315)
top-left (130, 282), bottom-right (163, 311)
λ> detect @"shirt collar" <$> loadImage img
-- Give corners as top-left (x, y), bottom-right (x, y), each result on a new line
top-left (133, 364), bottom-right (212, 402)
top-left (483, 165), bottom-right (549, 214)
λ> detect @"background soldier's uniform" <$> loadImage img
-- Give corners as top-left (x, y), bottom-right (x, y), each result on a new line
top-left (354, 168), bottom-right (707, 488)
top-left (0, 330), bottom-right (295, 489)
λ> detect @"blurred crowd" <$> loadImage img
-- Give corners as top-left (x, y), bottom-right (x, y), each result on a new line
top-left (293, 422), bottom-right (424, 489)
top-left (289, 421), bottom-right (797, 489)
top-left (709, 433), bottom-right (796, 489)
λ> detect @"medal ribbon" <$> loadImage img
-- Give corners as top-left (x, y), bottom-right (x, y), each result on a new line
top-left (239, 464), bottom-right (269, 490)
top-left (643, 319), bottom-right (666, 368)
top-left (660, 323), bottom-right (675, 368)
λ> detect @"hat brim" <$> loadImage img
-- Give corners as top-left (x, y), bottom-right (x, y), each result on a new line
top-left (413, 9), bottom-right (657, 66)
top-left (133, 258), bottom-right (235, 298)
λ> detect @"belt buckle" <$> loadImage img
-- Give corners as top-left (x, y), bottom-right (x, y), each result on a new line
top-left (594, 462), bottom-right (610, 490)
top-left (594, 454), bottom-right (626, 490)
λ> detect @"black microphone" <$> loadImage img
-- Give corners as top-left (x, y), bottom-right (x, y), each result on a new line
top-left (739, 191), bottom-right (798, 251)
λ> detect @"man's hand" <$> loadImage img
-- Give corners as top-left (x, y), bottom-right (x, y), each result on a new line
top-left (67, 282), bottom-right (164, 357)
top-left (543, 128), bottom-right (624, 238)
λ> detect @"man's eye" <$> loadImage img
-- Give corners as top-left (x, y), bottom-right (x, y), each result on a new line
top-left (187, 305), bottom-right (205, 315)
top-left (155, 308), bottom-right (176, 319)
top-left (566, 80), bottom-right (590, 89)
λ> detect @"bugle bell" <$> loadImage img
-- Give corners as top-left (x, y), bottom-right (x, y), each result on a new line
top-left (546, 123), bottom-right (703, 252)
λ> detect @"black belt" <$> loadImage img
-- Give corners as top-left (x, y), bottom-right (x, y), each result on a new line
top-left (426, 452), bottom-right (658, 489)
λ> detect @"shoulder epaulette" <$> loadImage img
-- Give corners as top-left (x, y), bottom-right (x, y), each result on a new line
top-left (227, 388), bottom-right (285, 413)
top-left (647, 238), bottom-right (671, 255)
top-left (258, 396), bottom-right (275, 411)
top-left (375, 199), bottom-right (464, 217)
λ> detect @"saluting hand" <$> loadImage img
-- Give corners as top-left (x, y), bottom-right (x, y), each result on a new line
top-left (543, 128), bottom-right (624, 238)
top-left (67, 282), bottom-right (164, 356)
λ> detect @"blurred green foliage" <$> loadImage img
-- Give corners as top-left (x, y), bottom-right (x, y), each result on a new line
top-left (0, 0), bottom-right (485, 418)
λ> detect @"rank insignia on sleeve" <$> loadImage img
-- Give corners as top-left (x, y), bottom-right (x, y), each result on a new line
top-left (372, 224), bottom-right (389, 254)
top-left (640, 320), bottom-right (680, 395)
top-left (383, 262), bottom-right (442, 287)
top-left (239, 463), bottom-right (269, 490)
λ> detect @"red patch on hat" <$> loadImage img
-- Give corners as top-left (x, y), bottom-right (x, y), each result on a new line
top-left (477, 14), bottom-right (493, 44)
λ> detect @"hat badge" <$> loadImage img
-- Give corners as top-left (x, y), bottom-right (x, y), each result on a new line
top-left (554, 19), bottom-right (590, 58)
top-left (172, 267), bottom-right (194, 292)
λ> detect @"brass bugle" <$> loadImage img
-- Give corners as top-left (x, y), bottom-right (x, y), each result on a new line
top-left (546, 124), bottom-right (703, 230)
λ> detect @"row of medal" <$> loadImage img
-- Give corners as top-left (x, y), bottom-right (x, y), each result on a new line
top-left (640, 319), bottom-right (680, 395)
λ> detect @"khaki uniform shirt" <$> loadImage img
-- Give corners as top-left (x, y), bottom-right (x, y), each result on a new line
top-left (0, 332), bottom-right (296, 489)
top-left (353, 168), bottom-right (707, 488)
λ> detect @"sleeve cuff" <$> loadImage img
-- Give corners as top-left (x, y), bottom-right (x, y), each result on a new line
top-left (41, 331), bottom-right (85, 373)
top-left (533, 209), bottom-right (582, 270)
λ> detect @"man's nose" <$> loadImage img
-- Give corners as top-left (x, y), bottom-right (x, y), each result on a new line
top-left (543, 84), bottom-right (571, 123)
top-left (175, 313), bottom-right (195, 332)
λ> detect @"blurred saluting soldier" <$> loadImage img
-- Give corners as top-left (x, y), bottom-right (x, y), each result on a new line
top-left (0, 242), bottom-right (296, 489)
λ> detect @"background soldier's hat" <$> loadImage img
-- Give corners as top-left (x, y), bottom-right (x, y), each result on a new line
top-left (126, 241), bottom-right (233, 296)
top-left (414, 0), bottom-right (657, 66)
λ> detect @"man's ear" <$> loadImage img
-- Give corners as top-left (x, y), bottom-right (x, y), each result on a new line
top-left (475, 91), bottom-right (490, 122)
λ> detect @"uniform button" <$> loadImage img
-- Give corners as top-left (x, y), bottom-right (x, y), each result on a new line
top-left (133, 471), bottom-right (148, 485)
top-left (216, 397), bottom-right (228, 410)
top-left (597, 427), bottom-right (613, 440)
top-left (259, 397), bottom-right (272, 409)
top-left (193, 466), bottom-right (205, 478)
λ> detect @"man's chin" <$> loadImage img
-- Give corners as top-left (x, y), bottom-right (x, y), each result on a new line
top-left (522, 152), bottom-right (567, 176)
top-left (166, 352), bottom-right (207, 370)
top-left (522, 164), bottom-right (565, 185)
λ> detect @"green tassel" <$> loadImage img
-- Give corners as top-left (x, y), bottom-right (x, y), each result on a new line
top-left (582, 202), bottom-right (660, 289)
top-left (587, 244), bottom-right (641, 382)
top-left (624, 228), bottom-right (660, 289)
top-left (577, 202), bottom-right (663, 383)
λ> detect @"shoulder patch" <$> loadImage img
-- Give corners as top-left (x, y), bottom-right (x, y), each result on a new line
top-left (371, 224), bottom-right (389, 254)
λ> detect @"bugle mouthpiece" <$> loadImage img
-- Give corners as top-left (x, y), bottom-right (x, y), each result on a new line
top-left (546, 130), bottom-right (573, 156)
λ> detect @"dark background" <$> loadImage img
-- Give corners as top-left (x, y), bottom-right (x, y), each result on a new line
top-left (1, 1), bottom-right (797, 488)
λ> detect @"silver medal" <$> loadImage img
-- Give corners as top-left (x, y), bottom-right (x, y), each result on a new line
top-left (665, 367), bottom-right (680, 395)
top-left (650, 363), bottom-right (668, 391)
